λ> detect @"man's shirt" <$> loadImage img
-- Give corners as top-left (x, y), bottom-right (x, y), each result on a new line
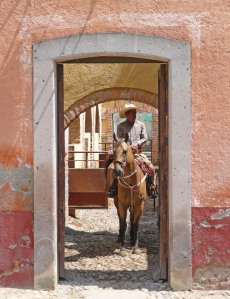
top-left (117, 120), bottom-right (148, 147)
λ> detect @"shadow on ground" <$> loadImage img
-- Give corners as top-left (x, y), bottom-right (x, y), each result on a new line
top-left (62, 198), bottom-right (168, 291)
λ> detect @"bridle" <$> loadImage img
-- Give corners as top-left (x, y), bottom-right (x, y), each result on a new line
top-left (114, 157), bottom-right (146, 192)
top-left (114, 159), bottom-right (127, 170)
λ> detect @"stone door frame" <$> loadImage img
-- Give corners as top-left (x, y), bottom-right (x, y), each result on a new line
top-left (33, 33), bottom-right (192, 290)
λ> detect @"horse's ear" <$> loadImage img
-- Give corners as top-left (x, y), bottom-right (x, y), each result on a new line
top-left (125, 133), bottom-right (129, 143)
top-left (113, 133), bottom-right (118, 142)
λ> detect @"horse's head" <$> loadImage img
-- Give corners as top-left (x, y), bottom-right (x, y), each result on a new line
top-left (113, 133), bottom-right (132, 179)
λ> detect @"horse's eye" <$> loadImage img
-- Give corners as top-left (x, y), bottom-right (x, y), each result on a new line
top-left (123, 150), bottom-right (127, 154)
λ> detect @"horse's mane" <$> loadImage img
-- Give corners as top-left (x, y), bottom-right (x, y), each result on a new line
top-left (105, 155), bottom-right (114, 176)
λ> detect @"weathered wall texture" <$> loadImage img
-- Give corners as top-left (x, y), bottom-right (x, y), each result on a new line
top-left (0, 0), bottom-right (229, 288)
top-left (192, 208), bottom-right (230, 289)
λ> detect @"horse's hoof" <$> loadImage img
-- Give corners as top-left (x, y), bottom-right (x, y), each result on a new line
top-left (130, 240), bottom-right (135, 247)
top-left (117, 236), bottom-right (122, 243)
top-left (133, 248), bottom-right (142, 255)
top-left (119, 249), bottom-right (129, 256)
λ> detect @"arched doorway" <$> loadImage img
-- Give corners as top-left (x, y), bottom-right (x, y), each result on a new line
top-left (33, 33), bottom-right (191, 290)
top-left (60, 62), bottom-right (162, 286)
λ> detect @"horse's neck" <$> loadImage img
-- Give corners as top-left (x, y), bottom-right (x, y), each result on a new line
top-left (125, 154), bottom-right (139, 183)
top-left (126, 156), bottom-right (136, 171)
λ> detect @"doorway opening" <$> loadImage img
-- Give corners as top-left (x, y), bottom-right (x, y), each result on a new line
top-left (57, 58), bottom-right (168, 289)
top-left (33, 33), bottom-right (192, 290)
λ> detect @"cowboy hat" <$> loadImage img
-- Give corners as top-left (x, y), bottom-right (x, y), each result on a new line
top-left (119, 103), bottom-right (141, 118)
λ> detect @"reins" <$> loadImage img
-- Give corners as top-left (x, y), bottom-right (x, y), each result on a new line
top-left (123, 169), bottom-right (137, 179)
top-left (118, 170), bottom-right (147, 192)
top-left (118, 164), bottom-right (146, 214)
top-left (114, 157), bottom-right (147, 193)
top-left (113, 144), bottom-right (147, 214)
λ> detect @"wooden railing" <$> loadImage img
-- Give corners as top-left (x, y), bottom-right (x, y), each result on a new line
top-left (68, 150), bottom-right (110, 169)
top-left (68, 141), bottom-right (152, 168)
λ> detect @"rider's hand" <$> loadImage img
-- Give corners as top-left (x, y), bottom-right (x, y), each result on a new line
top-left (131, 143), bottom-right (139, 151)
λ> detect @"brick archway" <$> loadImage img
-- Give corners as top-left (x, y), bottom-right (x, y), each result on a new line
top-left (64, 87), bottom-right (158, 128)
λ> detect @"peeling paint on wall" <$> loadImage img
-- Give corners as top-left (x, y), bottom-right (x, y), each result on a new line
top-left (0, 183), bottom-right (32, 211)
top-left (192, 207), bottom-right (230, 289)
top-left (0, 211), bottom-right (33, 287)
top-left (0, 164), bottom-right (33, 211)
top-left (211, 209), bottom-right (230, 220)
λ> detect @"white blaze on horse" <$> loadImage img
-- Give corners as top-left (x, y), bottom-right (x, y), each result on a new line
top-left (113, 133), bottom-right (147, 255)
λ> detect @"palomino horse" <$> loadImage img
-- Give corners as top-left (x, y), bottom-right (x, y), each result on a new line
top-left (113, 133), bottom-right (147, 255)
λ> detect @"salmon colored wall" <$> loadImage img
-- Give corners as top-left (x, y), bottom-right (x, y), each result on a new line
top-left (0, 0), bottom-right (229, 288)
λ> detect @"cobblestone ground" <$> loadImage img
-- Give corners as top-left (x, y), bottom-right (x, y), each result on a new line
top-left (0, 197), bottom-right (230, 299)
top-left (65, 197), bottom-right (161, 290)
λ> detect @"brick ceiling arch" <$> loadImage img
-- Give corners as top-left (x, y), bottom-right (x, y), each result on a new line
top-left (64, 87), bottom-right (158, 128)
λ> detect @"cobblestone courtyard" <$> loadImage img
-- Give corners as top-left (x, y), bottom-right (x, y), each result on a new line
top-left (64, 197), bottom-right (162, 290)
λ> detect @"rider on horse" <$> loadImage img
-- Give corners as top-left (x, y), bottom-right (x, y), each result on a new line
top-left (106, 103), bottom-right (156, 198)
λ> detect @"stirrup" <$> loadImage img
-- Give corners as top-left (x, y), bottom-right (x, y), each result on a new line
top-left (150, 187), bottom-right (159, 199)
top-left (107, 189), bottom-right (117, 198)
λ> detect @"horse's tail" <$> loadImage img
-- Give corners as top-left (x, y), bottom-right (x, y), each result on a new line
top-left (105, 156), bottom-right (114, 177)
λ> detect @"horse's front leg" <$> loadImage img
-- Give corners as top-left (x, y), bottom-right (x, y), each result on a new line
top-left (132, 199), bottom-right (144, 254)
top-left (130, 210), bottom-right (135, 246)
top-left (118, 202), bottom-right (128, 256)
top-left (114, 197), bottom-right (122, 243)
top-left (132, 220), bottom-right (141, 254)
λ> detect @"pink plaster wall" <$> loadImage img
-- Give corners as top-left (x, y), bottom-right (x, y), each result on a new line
top-left (0, 0), bottom-right (229, 288)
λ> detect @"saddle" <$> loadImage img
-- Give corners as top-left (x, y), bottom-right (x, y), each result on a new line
top-left (134, 155), bottom-right (159, 201)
